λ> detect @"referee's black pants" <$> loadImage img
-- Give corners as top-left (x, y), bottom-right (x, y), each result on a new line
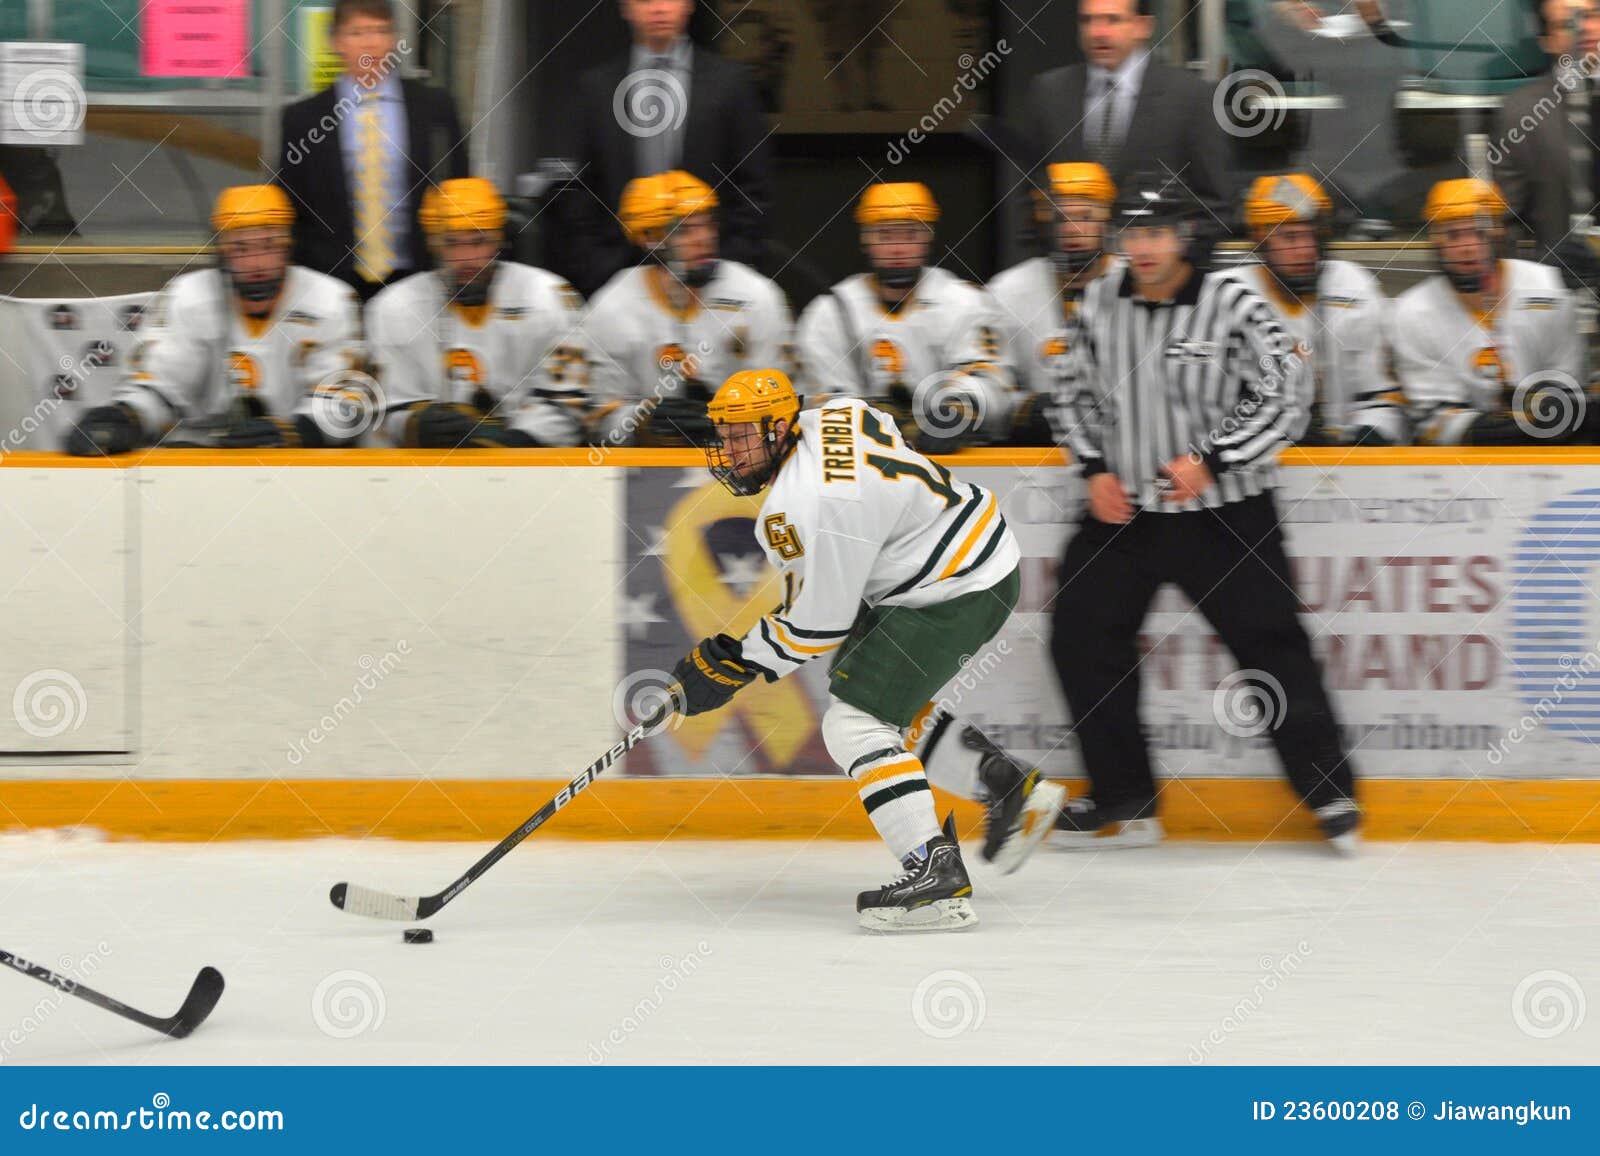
top-left (1049, 491), bottom-right (1354, 813)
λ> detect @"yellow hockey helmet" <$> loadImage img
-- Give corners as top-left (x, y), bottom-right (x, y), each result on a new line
top-left (211, 184), bottom-right (294, 234)
top-left (1045, 163), bottom-right (1116, 206)
top-left (1243, 174), bottom-right (1332, 233)
top-left (855, 182), bottom-right (940, 226)
top-left (708, 368), bottom-right (800, 427)
top-left (620, 170), bottom-right (719, 246)
top-left (420, 178), bottom-right (508, 235)
top-left (1423, 178), bottom-right (1508, 225)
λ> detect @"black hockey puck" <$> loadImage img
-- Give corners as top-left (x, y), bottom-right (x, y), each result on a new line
top-left (403, 928), bottom-right (434, 944)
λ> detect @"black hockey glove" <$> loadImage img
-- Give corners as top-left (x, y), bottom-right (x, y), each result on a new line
top-left (1342, 424), bottom-right (1393, 447)
top-left (1463, 410), bottom-right (1536, 446)
top-left (670, 633), bottom-right (758, 717)
top-left (64, 403), bottom-right (142, 456)
top-left (405, 402), bottom-right (486, 448)
top-left (643, 378), bottom-right (715, 446)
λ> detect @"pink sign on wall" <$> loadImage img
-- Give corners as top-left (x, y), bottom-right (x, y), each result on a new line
top-left (140, 0), bottom-right (251, 79)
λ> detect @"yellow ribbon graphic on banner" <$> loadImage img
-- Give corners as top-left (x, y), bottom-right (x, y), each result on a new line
top-left (659, 479), bottom-right (818, 768)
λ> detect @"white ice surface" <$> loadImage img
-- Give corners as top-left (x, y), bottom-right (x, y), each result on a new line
top-left (0, 834), bottom-right (1597, 1065)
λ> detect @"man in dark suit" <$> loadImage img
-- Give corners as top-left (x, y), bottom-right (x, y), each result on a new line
top-left (276, 0), bottom-right (468, 301)
top-left (1021, 0), bottom-right (1236, 229)
top-left (1492, 0), bottom-right (1600, 260)
top-left (569, 0), bottom-right (772, 297)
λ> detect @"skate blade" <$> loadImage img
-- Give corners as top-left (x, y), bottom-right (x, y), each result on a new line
top-left (857, 897), bottom-right (979, 933)
top-left (1326, 830), bottom-right (1361, 857)
top-left (992, 780), bottom-right (1067, 875)
top-left (1050, 816), bottom-right (1164, 851)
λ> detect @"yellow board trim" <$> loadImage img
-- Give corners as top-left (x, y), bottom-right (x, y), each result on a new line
top-left (11, 447), bottom-right (1600, 470)
top-left (0, 778), bottom-right (1596, 842)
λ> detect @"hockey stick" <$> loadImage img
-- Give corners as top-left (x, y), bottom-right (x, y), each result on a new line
top-left (0, 949), bottom-right (224, 1040)
top-left (330, 704), bottom-right (672, 921)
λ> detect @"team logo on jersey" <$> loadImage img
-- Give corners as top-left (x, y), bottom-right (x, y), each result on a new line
top-left (762, 513), bottom-right (804, 560)
top-left (229, 352), bottom-right (262, 392)
top-left (1165, 338), bottom-right (1220, 364)
top-left (1471, 346), bottom-right (1507, 385)
top-left (870, 339), bottom-right (906, 387)
top-left (655, 343), bottom-right (700, 381)
top-left (79, 339), bottom-right (117, 370)
top-left (445, 348), bottom-right (486, 389)
top-left (1041, 335), bottom-right (1071, 362)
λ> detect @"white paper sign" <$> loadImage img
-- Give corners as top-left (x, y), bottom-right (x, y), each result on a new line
top-left (0, 41), bottom-right (86, 147)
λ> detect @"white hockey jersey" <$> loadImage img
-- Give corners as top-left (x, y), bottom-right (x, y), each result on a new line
top-left (116, 266), bottom-right (363, 433)
top-left (1233, 259), bottom-right (1405, 443)
top-left (796, 268), bottom-right (1019, 436)
top-left (988, 255), bottom-right (1113, 395)
top-left (367, 263), bottom-right (589, 445)
top-left (1391, 259), bottom-right (1585, 444)
top-left (583, 261), bottom-right (794, 441)
top-left (736, 397), bottom-right (1021, 682)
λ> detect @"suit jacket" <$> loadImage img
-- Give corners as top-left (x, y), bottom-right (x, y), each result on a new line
top-left (1493, 76), bottom-right (1590, 256)
top-left (570, 46), bottom-right (772, 297)
top-left (1023, 59), bottom-right (1238, 229)
top-left (276, 78), bottom-right (468, 291)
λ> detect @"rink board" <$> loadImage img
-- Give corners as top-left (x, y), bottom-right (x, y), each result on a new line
top-left (0, 447), bottom-right (1598, 840)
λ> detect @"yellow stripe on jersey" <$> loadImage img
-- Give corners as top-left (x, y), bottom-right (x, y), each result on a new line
top-left (854, 756), bottom-right (922, 788)
top-left (938, 492), bottom-right (997, 580)
top-left (769, 615), bottom-right (844, 656)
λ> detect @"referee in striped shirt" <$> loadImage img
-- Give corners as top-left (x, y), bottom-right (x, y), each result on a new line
top-left (1048, 173), bottom-right (1360, 851)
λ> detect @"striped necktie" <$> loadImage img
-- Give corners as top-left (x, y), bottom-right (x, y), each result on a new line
top-left (1092, 75), bottom-right (1120, 172)
top-left (354, 96), bottom-right (395, 284)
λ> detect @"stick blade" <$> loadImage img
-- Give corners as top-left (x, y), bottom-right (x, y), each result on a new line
top-left (164, 966), bottom-right (225, 1039)
top-left (330, 882), bottom-right (422, 921)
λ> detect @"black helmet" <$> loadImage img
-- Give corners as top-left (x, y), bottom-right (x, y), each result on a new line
top-left (1114, 171), bottom-right (1204, 228)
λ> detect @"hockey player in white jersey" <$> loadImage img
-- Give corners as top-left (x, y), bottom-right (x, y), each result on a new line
top-left (1238, 174), bottom-right (1405, 446)
top-left (66, 185), bottom-right (364, 454)
top-left (662, 368), bottom-right (1065, 932)
top-left (797, 182), bottom-right (1024, 452)
top-left (368, 178), bottom-right (590, 447)
top-left (1393, 178), bottom-right (1589, 445)
top-left (584, 171), bottom-right (794, 447)
top-left (990, 163), bottom-right (1116, 403)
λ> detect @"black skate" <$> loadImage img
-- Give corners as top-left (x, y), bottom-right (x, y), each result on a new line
top-left (1315, 797), bottom-right (1361, 855)
top-left (970, 728), bottom-right (1064, 873)
top-left (1051, 795), bottom-right (1163, 850)
top-left (857, 813), bottom-right (978, 932)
